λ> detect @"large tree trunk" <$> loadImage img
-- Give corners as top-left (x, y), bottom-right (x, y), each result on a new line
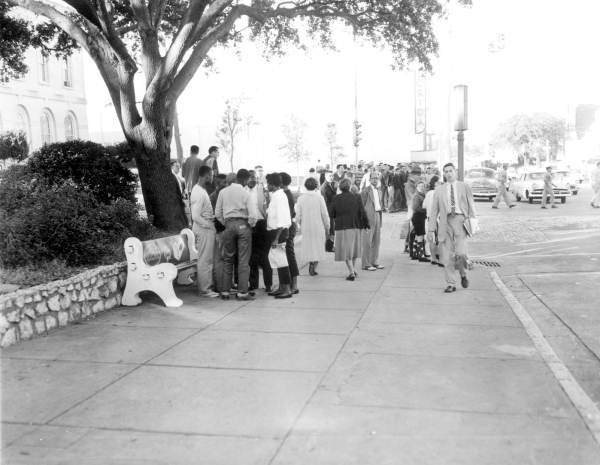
top-left (128, 118), bottom-right (188, 232)
top-left (173, 107), bottom-right (184, 164)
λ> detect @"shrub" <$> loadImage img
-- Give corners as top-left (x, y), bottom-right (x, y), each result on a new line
top-left (0, 130), bottom-right (29, 163)
top-left (27, 140), bottom-right (137, 204)
top-left (0, 181), bottom-right (156, 268)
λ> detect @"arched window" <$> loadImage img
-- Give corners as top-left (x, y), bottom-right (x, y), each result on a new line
top-left (64, 112), bottom-right (78, 141)
top-left (16, 105), bottom-right (31, 146)
top-left (40, 109), bottom-right (55, 145)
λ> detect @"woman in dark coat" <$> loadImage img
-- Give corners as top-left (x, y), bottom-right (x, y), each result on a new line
top-left (331, 178), bottom-right (369, 281)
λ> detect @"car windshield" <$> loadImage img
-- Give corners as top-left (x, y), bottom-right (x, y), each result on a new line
top-left (465, 169), bottom-right (494, 179)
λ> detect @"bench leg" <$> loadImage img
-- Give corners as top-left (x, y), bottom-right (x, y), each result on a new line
top-left (154, 281), bottom-right (183, 308)
top-left (122, 285), bottom-right (143, 306)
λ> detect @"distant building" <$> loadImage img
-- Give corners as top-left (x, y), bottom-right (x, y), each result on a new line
top-left (0, 49), bottom-right (88, 153)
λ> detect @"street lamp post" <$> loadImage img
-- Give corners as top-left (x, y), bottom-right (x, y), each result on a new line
top-left (453, 85), bottom-right (468, 181)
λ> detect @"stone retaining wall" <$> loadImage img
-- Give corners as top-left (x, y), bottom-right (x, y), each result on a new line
top-left (0, 263), bottom-right (127, 348)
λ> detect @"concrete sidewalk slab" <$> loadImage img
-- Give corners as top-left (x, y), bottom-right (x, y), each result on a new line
top-left (1, 324), bottom-right (197, 364)
top-left (244, 290), bottom-right (376, 310)
top-left (345, 324), bottom-right (540, 361)
top-left (313, 353), bottom-right (578, 418)
top-left (212, 307), bottom-right (363, 334)
top-left (358, 303), bottom-right (522, 328)
top-left (50, 365), bottom-right (321, 437)
top-left (5, 426), bottom-right (280, 465)
top-left (2, 359), bottom-right (133, 424)
top-left (150, 329), bottom-right (346, 371)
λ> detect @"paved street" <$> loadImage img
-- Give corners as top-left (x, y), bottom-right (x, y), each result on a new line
top-left (2, 186), bottom-right (600, 464)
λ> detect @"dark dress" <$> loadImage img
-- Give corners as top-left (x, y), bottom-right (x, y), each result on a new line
top-left (331, 192), bottom-right (369, 261)
top-left (283, 188), bottom-right (299, 278)
top-left (411, 191), bottom-right (427, 236)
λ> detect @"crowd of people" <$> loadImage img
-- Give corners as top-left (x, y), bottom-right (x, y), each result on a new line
top-left (173, 146), bottom-right (476, 297)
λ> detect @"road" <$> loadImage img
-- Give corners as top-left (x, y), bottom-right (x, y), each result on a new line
top-left (1, 184), bottom-right (599, 464)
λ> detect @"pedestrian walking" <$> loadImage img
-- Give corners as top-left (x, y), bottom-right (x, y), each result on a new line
top-left (427, 163), bottom-right (477, 293)
top-left (541, 166), bottom-right (558, 209)
top-left (265, 173), bottom-right (293, 299)
top-left (492, 164), bottom-right (515, 209)
top-left (591, 161), bottom-right (600, 208)
top-left (295, 177), bottom-right (330, 276)
top-left (361, 171), bottom-right (384, 271)
top-left (321, 171), bottom-right (337, 250)
top-left (190, 165), bottom-right (219, 298)
top-left (332, 178), bottom-right (369, 281)
top-left (214, 169), bottom-right (257, 300)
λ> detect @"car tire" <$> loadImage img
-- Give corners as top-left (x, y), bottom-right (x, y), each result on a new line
top-left (516, 194), bottom-right (522, 202)
top-left (573, 191), bottom-right (578, 195)
top-left (561, 197), bottom-right (566, 204)
top-left (527, 191), bottom-right (533, 204)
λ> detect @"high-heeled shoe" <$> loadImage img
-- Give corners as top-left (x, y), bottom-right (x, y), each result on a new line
top-left (346, 273), bottom-right (355, 281)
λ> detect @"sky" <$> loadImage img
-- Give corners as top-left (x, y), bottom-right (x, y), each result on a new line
top-left (84, 0), bottom-right (600, 172)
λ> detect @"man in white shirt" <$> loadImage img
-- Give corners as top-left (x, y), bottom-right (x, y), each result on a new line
top-left (215, 169), bottom-right (257, 300)
top-left (265, 173), bottom-right (293, 299)
top-left (492, 164), bottom-right (515, 209)
top-left (190, 165), bottom-right (218, 298)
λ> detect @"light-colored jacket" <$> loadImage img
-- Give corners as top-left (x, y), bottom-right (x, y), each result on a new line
top-left (296, 191), bottom-right (330, 262)
top-left (427, 181), bottom-right (476, 242)
top-left (360, 186), bottom-right (381, 228)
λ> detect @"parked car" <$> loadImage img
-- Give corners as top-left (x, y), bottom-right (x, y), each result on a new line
top-left (509, 170), bottom-right (570, 204)
top-left (464, 168), bottom-right (498, 201)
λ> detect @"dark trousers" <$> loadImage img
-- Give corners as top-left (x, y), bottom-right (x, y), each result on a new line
top-left (286, 222), bottom-right (300, 278)
top-left (398, 186), bottom-right (407, 210)
top-left (250, 219), bottom-right (273, 289)
top-left (267, 229), bottom-right (291, 286)
top-left (222, 218), bottom-right (252, 294)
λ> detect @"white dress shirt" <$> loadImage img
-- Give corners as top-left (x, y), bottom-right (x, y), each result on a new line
top-left (266, 189), bottom-right (291, 231)
top-left (190, 184), bottom-right (215, 232)
top-left (371, 185), bottom-right (382, 212)
top-left (446, 181), bottom-right (464, 215)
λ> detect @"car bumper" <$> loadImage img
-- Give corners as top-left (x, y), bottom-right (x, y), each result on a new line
top-left (472, 189), bottom-right (497, 199)
top-left (529, 189), bottom-right (569, 198)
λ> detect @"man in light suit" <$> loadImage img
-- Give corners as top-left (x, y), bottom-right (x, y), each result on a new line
top-left (361, 171), bottom-right (384, 271)
top-left (427, 163), bottom-right (477, 293)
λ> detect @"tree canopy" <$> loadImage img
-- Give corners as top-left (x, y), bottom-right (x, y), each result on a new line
top-left (3, 0), bottom-right (469, 230)
top-left (491, 113), bottom-right (566, 166)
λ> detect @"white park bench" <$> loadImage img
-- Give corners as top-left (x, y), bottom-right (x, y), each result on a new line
top-left (122, 228), bottom-right (198, 308)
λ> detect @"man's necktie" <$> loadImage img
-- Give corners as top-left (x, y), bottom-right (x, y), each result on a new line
top-left (451, 184), bottom-right (456, 214)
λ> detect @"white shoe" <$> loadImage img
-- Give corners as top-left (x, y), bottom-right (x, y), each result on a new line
top-left (199, 291), bottom-right (219, 298)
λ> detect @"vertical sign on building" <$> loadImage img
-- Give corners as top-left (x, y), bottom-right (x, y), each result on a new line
top-left (414, 72), bottom-right (426, 135)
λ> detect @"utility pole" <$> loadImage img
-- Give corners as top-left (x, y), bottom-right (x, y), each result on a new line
top-left (353, 28), bottom-right (360, 165)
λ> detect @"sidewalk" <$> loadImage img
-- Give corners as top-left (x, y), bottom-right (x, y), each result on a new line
top-left (2, 217), bottom-right (600, 464)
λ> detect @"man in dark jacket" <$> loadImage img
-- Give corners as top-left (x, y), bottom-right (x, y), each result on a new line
top-left (321, 170), bottom-right (337, 238)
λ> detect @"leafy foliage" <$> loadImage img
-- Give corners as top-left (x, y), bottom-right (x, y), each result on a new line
top-left (28, 140), bottom-right (137, 204)
top-left (491, 114), bottom-right (567, 166)
top-left (0, 165), bottom-right (155, 268)
top-left (325, 123), bottom-right (345, 168)
top-left (280, 115), bottom-right (310, 166)
top-left (5, 0), bottom-right (468, 230)
top-left (0, 130), bottom-right (29, 162)
top-left (0, 0), bottom-right (77, 79)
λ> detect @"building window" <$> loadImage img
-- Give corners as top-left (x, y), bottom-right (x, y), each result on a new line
top-left (64, 113), bottom-right (78, 141)
top-left (63, 58), bottom-right (72, 87)
top-left (40, 54), bottom-right (50, 83)
top-left (16, 105), bottom-right (31, 146)
top-left (40, 109), bottom-right (55, 145)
